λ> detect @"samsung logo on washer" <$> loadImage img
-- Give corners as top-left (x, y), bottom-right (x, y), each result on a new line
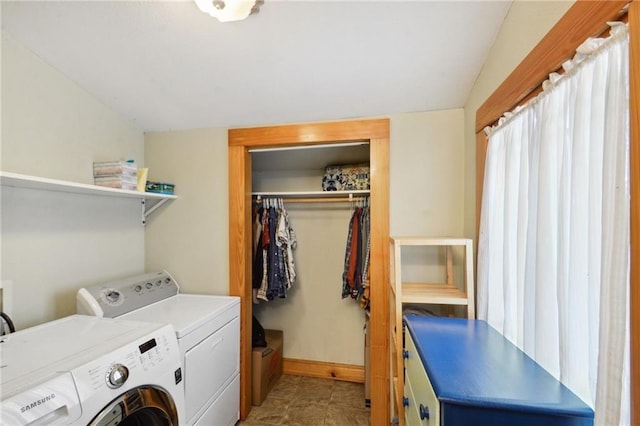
top-left (20, 394), bottom-right (56, 413)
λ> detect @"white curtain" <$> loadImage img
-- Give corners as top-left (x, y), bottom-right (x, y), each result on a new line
top-left (477, 23), bottom-right (629, 425)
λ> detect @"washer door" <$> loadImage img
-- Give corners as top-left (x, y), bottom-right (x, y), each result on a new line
top-left (89, 386), bottom-right (179, 426)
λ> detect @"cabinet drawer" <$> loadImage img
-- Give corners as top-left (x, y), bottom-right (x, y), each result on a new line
top-left (404, 331), bottom-right (440, 426)
top-left (405, 373), bottom-right (428, 425)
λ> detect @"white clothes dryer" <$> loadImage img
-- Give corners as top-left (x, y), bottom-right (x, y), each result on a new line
top-left (0, 314), bottom-right (185, 425)
top-left (77, 271), bottom-right (240, 426)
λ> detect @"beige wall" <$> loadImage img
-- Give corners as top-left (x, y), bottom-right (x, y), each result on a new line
top-left (144, 127), bottom-right (229, 294)
top-left (390, 110), bottom-right (465, 237)
top-left (145, 109), bottom-right (466, 365)
top-left (1, 33), bottom-right (143, 182)
top-left (462, 0), bottom-right (574, 239)
top-left (1, 33), bottom-right (146, 329)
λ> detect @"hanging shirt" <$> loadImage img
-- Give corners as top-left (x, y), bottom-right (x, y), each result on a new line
top-left (266, 207), bottom-right (287, 299)
top-left (342, 207), bottom-right (362, 298)
top-left (257, 208), bottom-right (270, 301)
top-left (276, 207), bottom-right (297, 289)
top-left (359, 206), bottom-right (371, 308)
top-left (341, 201), bottom-right (371, 304)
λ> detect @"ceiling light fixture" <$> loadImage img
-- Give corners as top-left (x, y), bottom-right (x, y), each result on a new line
top-left (194, 0), bottom-right (263, 23)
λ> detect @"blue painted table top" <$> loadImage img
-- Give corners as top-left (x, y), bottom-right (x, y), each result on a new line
top-left (403, 315), bottom-right (594, 420)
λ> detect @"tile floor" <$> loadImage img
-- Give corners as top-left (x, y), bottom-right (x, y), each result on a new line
top-left (237, 375), bottom-right (370, 426)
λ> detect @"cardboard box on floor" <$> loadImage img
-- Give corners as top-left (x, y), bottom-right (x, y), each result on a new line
top-left (252, 329), bottom-right (283, 406)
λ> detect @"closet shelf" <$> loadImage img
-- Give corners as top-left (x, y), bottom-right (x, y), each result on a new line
top-left (1, 171), bottom-right (177, 225)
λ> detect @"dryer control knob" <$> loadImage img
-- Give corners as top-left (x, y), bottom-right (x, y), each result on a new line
top-left (106, 364), bottom-right (129, 389)
top-left (105, 290), bottom-right (120, 302)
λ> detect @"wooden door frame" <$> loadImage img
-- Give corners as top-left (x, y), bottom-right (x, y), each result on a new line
top-left (475, 0), bottom-right (638, 421)
top-left (228, 119), bottom-right (390, 423)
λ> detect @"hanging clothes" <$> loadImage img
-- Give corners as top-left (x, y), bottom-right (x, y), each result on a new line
top-left (277, 206), bottom-right (297, 288)
top-left (359, 202), bottom-right (371, 309)
top-left (342, 198), bottom-right (370, 308)
top-left (252, 208), bottom-right (264, 304)
top-left (253, 198), bottom-right (297, 303)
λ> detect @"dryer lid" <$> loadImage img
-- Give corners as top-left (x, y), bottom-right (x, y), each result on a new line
top-left (118, 294), bottom-right (240, 338)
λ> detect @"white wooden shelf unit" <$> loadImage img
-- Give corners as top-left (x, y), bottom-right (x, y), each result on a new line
top-left (389, 237), bottom-right (475, 426)
top-left (0, 171), bottom-right (177, 225)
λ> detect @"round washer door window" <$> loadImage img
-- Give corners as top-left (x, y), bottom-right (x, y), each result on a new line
top-left (89, 386), bottom-right (179, 426)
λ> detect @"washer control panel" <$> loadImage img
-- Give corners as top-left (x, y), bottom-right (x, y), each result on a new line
top-left (77, 271), bottom-right (179, 318)
top-left (73, 324), bottom-right (179, 397)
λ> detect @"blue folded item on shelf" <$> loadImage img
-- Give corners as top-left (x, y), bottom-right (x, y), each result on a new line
top-left (146, 181), bottom-right (175, 195)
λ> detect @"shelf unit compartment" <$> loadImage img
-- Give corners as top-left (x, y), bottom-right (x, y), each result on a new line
top-left (400, 283), bottom-right (469, 305)
top-left (392, 237), bottom-right (474, 316)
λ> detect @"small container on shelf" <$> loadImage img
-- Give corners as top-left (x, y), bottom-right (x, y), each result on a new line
top-left (93, 161), bottom-right (137, 177)
top-left (322, 163), bottom-right (370, 191)
top-left (146, 181), bottom-right (175, 195)
top-left (137, 168), bottom-right (149, 192)
top-left (94, 175), bottom-right (137, 191)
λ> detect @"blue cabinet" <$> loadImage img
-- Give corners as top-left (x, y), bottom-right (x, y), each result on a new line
top-left (403, 315), bottom-right (594, 426)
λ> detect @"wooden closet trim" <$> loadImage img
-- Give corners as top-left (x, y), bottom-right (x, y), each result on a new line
top-left (228, 119), bottom-right (389, 147)
top-left (475, 0), bottom-right (638, 421)
top-left (629, 1), bottom-right (639, 421)
top-left (228, 119), bottom-right (390, 424)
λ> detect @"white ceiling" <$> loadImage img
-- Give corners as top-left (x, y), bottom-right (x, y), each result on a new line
top-left (1, 1), bottom-right (512, 132)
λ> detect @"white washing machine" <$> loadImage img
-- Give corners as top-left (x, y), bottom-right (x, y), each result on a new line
top-left (77, 271), bottom-right (240, 426)
top-left (0, 314), bottom-right (185, 425)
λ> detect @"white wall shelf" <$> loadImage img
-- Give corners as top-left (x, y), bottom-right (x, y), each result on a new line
top-left (0, 171), bottom-right (176, 225)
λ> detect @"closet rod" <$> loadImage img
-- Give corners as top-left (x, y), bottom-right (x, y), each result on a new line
top-left (254, 193), bottom-right (368, 204)
top-left (258, 197), bottom-right (362, 204)
top-left (253, 190), bottom-right (370, 197)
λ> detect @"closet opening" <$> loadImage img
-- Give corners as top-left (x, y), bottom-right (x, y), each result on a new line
top-left (251, 140), bottom-right (371, 384)
top-left (228, 119), bottom-right (390, 425)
